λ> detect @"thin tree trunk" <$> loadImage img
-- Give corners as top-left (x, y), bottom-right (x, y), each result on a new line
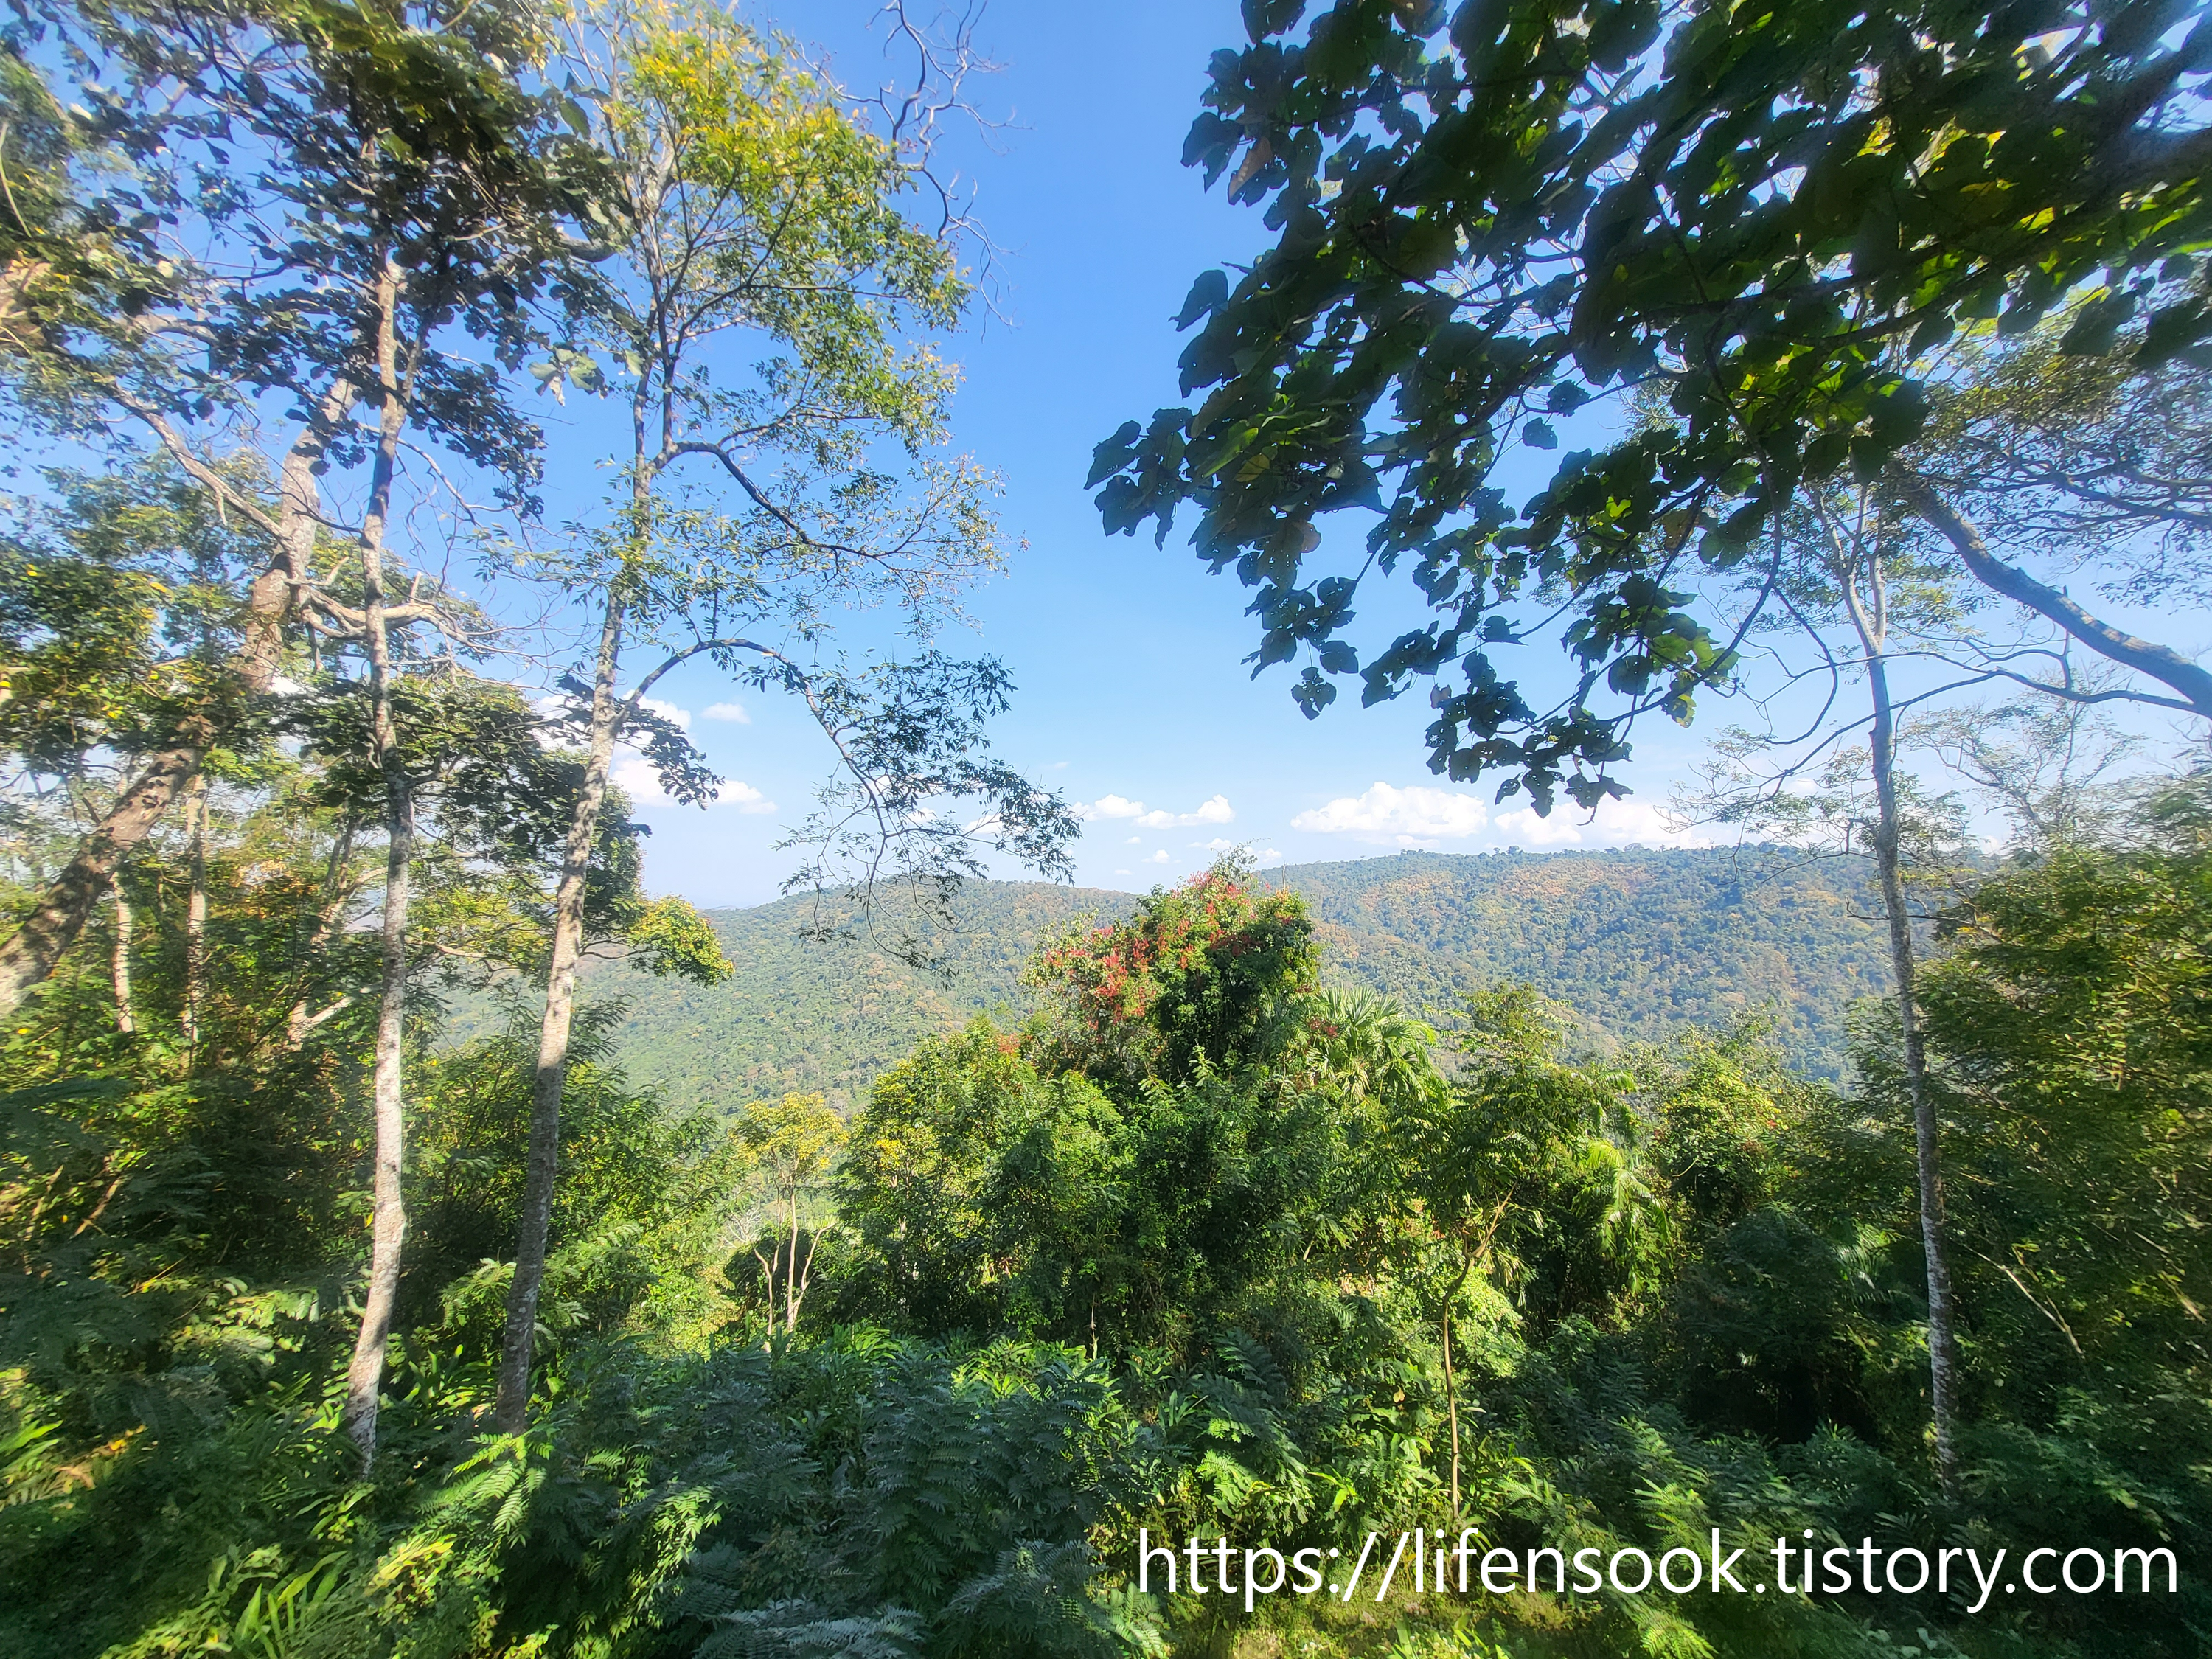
top-left (110, 890), bottom-right (134, 1034)
top-left (1838, 538), bottom-right (1963, 1502)
top-left (181, 773), bottom-right (207, 1063)
top-left (754, 1248), bottom-right (776, 1347)
top-left (1443, 1297), bottom-right (1460, 1517)
top-left (786, 1186), bottom-right (800, 1332)
top-left (285, 819), bottom-right (356, 1051)
top-left (1865, 649), bottom-right (1963, 1501)
top-left (0, 378), bottom-right (356, 1018)
top-left (342, 260), bottom-right (414, 1468)
top-left (494, 592), bottom-right (627, 1432)
top-left (344, 778), bottom-right (411, 1464)
top-left (1439, 1249), bottom-right (1476, 1519)
top-left (793, 1223), bottom-right (823, 1327)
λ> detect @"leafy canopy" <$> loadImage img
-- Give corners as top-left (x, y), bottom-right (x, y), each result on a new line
top-left (1026, 858), bottom-right (1318, 1084)
top-left (1092, 0), bottom-right (2212, 810)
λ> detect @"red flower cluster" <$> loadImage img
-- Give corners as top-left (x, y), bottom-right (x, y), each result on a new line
top-left (1032, 869), bottom-right (1295, 1034)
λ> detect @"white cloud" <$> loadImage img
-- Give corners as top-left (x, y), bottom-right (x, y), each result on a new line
top-left (1145, 849), bottom-right (1170, 864)
top-left (701, 701), bottom-right (751, 724)
top-left (1050, 760), bottom-right (1070, 770)
top-left (1490, 805), bottom-right (1581, 846)
top-left (1194, 837), bottom-right (1240, 852)
top-left (1124, 835), bottom-right (1143, 844)
top-left (612, 756), bottom-right (775, 813)
top-left (1292, 780), bottom-right (1718, 851)
top-left (1074, 793), bottom-right (1146, 820)
top-left (717, 780), bottom-right (777, 814)
top-left (1292, 782), bottom-right (1490, 846)
top-left (636, 696), bottom-right (691, 730)
top-left (612, 756), bottom-right (672, 805)
top-left (1075, 793), bottom-right (1234, 828)
top-left (1256, 848), bottom-right (1283, 863)
top-left (1135, 794), bottom-right (1234, 830)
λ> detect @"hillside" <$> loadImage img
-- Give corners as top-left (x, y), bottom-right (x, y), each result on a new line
top-left (449, 847), bottom-right (1891, 1113)
top-left (1284, 848), bottom-right (1891, 1060)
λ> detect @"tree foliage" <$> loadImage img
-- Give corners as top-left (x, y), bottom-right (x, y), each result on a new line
top-left (2, 3), bottom-right (2211, 1657)
top-left (1092, 0), bottom-right (2212, 806)
top-left (7, 771), bottom-right (2212, 1658)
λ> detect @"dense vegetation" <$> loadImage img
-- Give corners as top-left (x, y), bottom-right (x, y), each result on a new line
top-left (4, 0), bottom-right (2212, 1656)
top-left (509, 848), bottom-right (1888, 1111)
top-left (7, 808), bottom-right (2209, 1658)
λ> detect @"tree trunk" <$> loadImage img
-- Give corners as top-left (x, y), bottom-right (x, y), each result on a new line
top-left (341, 261), bottom-right (414, 1468)
top-left (285, 819), bottom-right (356, 1051)
top-left (109, 889), bottom-right (134, 1034)
top-left (754, 1248), bottom-right (776, 1348)
top-left (793, 1223), bottom-right (824, 1332)
top-left (786, 1186), bottom-right (800, 1332)
top-left (344, 776), bottom-right (411, 1464)
top-left (1439, 1248), bottom-right (1476, 1519)
top-left (0, 745), bottom-right (205, 1023)
top-left (1837, 538), bottom-right (1964, 1503)
top-left (0, 378), bottom-right (356, 1019)
top-left (493, 593), bottom-right (627, 1432)
top-left (1865, 648), bottom-right (1963, 1502)
top-left (181, 773), bottom-right (208, 1063)
top-left (1443, 1297), bottom-right (1461, 1518)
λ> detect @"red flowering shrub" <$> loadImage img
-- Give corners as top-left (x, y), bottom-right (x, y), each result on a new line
top-left (1025, 858), bottom-right (1318, 1083)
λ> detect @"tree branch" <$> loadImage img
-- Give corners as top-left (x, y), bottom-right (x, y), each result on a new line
top-left (1895, 475), bottom-right (2212, 720)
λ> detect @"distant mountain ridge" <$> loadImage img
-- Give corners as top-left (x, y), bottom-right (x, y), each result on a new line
top-left (460, 847), bottom-right (1888, 1112)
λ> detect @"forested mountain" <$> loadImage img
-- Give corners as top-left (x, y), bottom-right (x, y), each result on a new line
top-left (7, 1), bottom-right (2211, 1658)
top-left (512, 846), bottom-right (1888, 1111)
top-left (1288, 847), bottom-right (1888, 1063)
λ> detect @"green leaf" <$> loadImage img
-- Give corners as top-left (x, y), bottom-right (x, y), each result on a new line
top-left (1175, 270), bottom-right (1230, 330)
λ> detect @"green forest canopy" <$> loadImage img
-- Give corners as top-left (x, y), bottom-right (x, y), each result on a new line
top-left (522, 847), bottom-right (1888, 1110)
top-left (1, 0), bottom-right (2210, 1657)
top-left (8, 807), bottom-right (2211, 1659)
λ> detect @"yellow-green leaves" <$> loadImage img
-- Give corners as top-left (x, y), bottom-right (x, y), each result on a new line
top-left (586, 0), bottom-right (964, 447)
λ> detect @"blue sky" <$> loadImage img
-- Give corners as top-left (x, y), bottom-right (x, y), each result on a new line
top-left (545, 0), bottom-right (1733, 908)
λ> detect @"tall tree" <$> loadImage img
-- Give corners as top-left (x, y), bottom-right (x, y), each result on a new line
top-left (0, 0), bottom-right (591, 1015)
top-left (1717, 487), bottom-right (1980, 1495)
top-left (1831, 511), bottom-right (1964, 1499)
top-left (487, 0), bottom-right (1075, 1430)
top-left (286, 636), bottom-right (726, 1462)
top-left (1683, 463), bottom-right (2011, 1496)
top-left (1681, 319), bottom-right (2212, 1490)
top-left (0, 0), bottom-right (600, 1461)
